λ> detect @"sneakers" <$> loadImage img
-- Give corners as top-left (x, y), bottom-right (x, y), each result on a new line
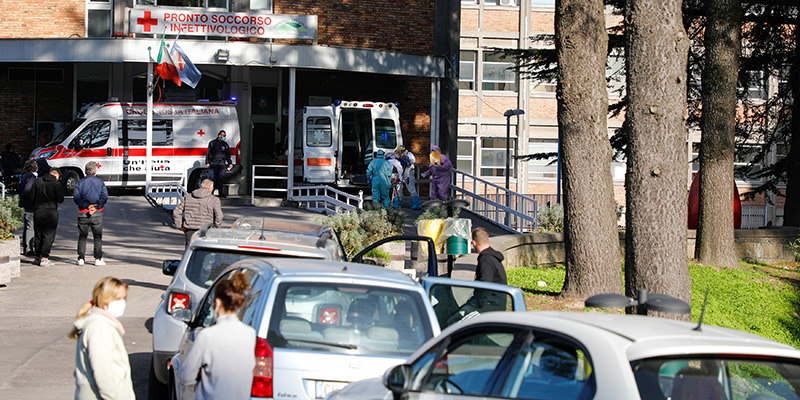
top-left (94, 259), bottom-right (107, 266)
top-left (77, 259), bottom-right (85, 266)
top-left (39, 259), bottom-right (55, 267)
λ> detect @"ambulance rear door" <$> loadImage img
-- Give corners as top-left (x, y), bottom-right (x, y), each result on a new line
top-left (302, 106), bottom-right (337, 184)
top-left (371, 104), bottom-right (402, 154)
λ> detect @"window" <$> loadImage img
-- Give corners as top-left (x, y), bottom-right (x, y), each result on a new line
top-left (306, 117), bottom-right (333, 147)
top-left (501, 335), bottom-right (595, 400)
top-left (184, 248), bottom-right (305, 289)
top-left (195, 268), bottom-right (258, 328)
top-left (375, 119), bottom-right (398, 149)
top-left (86, 0), bottom-right (112, 38)
top-left (744, 70), bottom-right (767, 101)
top-left (483, 52), bottom-right (517, 91)
top-left (118, 120), bottom-right (174, 147)
top-left (428, 283), bottom-right (514, 329)
top-left (481, 137), bottom-right (515, 177)
top-left (485, 0), bottom-right (520, 6)
top-left (527, 140), bottom-right (558, 180)
top-left (71, 120), bottom-right (110, 149)
top-left (607, 51), bottom-right (626, 98)
top-left (135, 0), bottom-right (228, 8)
top-left (779, 66), bottom-right (793, 104)
top-left (735, 144), bottom-right (764, 182)
top-left (457, 139), bottom-right (474, 175)
top-left (459, 51), bottom-right (476, 91)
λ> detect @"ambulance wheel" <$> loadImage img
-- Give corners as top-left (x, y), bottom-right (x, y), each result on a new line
top-left (63, 170), bottom-right (80, 195)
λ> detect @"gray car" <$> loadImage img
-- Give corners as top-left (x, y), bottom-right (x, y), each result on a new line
top-left (331, 312), bottom-right (800, 400)
top-left (168, 258), bottom-right (527, 400)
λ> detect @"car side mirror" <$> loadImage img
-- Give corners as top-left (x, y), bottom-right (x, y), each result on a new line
top-left (162, 260), bottom-right (180, 276)
top-left (172, 307), bottom-right (192, 323)
top-left (383, 364), bottom-right (411, 395)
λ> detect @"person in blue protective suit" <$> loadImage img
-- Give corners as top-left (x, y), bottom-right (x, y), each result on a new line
top-left (421, 145), bottom-right (452, 201)
top-left (366, 149), bottom-right (393, 207)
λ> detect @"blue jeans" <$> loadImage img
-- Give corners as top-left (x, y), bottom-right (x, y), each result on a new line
top-left (77, 215), bottom-right (103, 260)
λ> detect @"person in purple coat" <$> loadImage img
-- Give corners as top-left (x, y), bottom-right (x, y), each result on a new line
top-left (421, 145), bottom-right (452, 201)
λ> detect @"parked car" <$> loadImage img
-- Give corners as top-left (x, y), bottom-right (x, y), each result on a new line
top-left (167, 258), bottom-right (527, 400)
top-left (329, 311), bottom-right (800, 400)
top-left (150, 217), bottom-right (347, 387)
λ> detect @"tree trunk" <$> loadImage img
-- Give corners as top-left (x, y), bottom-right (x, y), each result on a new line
top-left (624, 0), bottom-right (692, 314)
top-left (783, 26), bottom-right (800, 227)
top-left (556, 0), bottom-right (622, 298)
top-left (695, 0), bottom-right (740, 267)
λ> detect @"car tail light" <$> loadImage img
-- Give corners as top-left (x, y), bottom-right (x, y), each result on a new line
top-left (318, 307), bottom-right (340, 325)
top-left (251, 337), bottom-right (273, 398)
top-left (167, 292), bottom-right (190, 315)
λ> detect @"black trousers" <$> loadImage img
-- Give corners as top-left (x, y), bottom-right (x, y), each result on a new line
top-left (209, 162), bottom-right (227, 196)
top-left (34, 210), bottom-right (59, 258)
top-left (77, 215), bottom-right (104, 260)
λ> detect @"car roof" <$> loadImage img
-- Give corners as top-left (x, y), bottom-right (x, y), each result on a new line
top-left (190, 228), bottom-right (332, 257)
top-left (446, 311), bottom-right (800, 361)
top-left (231, 217), bottom-right (331, 236)
top-left (237, 258), bottom-right (420, 287)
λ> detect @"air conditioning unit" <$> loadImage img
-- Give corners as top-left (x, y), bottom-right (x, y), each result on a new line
top-left (498, 0), bottom-right (517, 6)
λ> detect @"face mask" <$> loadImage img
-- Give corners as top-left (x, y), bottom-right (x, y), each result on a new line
top-left (219, 136), bottom-right (227, 142)
top-left (106, 300), bottom-right (126, 318)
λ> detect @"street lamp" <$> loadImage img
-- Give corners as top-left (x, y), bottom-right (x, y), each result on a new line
top-left (504, 109), bottom-right (524, 226)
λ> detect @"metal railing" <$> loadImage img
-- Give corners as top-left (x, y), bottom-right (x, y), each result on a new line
top-left (145, 172), bottom-right (186, 210)
top-left (741, 204), bottom-right (769, 229)
top-left (450, 170), bottom-right (538, 233)
top-left (290, 185), bottom-right (364, 214)
top-left (251, 164), bottom-right (289, 204)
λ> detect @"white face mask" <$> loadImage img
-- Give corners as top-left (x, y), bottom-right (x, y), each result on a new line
top-left (106, 300), bottom-right (126, 318)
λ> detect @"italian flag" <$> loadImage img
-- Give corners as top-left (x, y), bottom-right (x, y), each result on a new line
top-left (155, 35), bottom-right (182, 86)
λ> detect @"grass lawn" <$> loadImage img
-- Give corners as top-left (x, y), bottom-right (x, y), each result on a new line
top-left (507, 261), bottom-right (800, 348)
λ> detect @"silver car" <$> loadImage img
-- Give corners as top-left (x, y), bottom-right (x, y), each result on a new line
top-left (150, 218), bottom-right (347, 387)
top-left (168, 258), bottom-right (527, 400)
top-left (332, 312), bottom-right (800, 400)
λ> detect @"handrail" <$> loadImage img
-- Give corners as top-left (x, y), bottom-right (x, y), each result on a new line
top-left (251, 164), bottom-right (289, 205)
top-left (450, 169), bottom-right (538, 233)
top-left (290, 185), bottom-right (363, 214)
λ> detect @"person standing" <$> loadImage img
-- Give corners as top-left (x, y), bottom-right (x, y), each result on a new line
top-left (386, 152), bottom-right (404, 208)
top-left (421, 145), bottom-right (452, 201)
top-left (31, 168), bottom-right (64, 267)
top-left (19, 159), bottom-right (38, 256)
top-left (366, 149), bottom-right (393, 207)
top-left (173, 179), bottom-right (223, 248)
top-left (394, 146), bottom-right (421, 210)
top-left (74, 162), bottom-right (108, 266)
top-left (70, 276), bottom-right (135, 400)
top-left (205, 130), bottom-right (233, 198)
top-left (179, 270), bottom-right (255, 400)
top-left (1, 143), bottom-right (22, 178)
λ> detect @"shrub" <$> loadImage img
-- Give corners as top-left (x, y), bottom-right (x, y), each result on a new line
top-left (313, 207), bottom-right (403, 258)
top-left (414, 205), bottom-right (461, 224)
top-left (536, 203), bottom-right (563, 232)
top-left (0, 195), bottom-right (23, 240)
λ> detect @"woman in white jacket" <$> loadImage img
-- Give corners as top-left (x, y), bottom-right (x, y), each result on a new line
top-left (70, 277), bottom-right (135, 400)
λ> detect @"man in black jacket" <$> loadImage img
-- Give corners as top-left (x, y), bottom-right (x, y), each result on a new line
top-left (19, 159), bottom-right (38, 256)
top-left (205, 130), bottom-right (232, 198)
top-left (31, 168), bottom-right (64, 266)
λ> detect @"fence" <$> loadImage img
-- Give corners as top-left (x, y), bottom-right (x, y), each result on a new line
top-left (740, 204), bottom-right (769, 229)
top-left (290, 185), bottom-right (364, 214)
top-left (250, 164), bottom-right (289, 204)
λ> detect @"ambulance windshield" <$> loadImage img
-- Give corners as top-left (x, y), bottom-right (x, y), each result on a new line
top-left (47, 118), bottom-right (85, 146)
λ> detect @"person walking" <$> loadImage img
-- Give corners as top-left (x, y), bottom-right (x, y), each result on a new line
top-left (179, 270), bottom-right (255, 400)
top-left (74, 162), bottom-right (108, 266)
top-left (205, 130), bottom-right (233, 197)
top-left (386, 152), bottom-right (404, 208)
top-left (421, 145), bottom-right (452, 201)
top-left (19, 159), bottom-right (38, 256)
top-left (173, 179), bottom-right (223, 248)
top-left (70, 276), bottom-right (135, 400)
top-left (366, 149), bottom-right (393, 207)
top-left (394, 146), bottom-right (422, 210)
top-left (31, 168), bottom-right (64, 266)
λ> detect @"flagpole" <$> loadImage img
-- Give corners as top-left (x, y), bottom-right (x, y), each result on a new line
top-left (147, 46), bottom-right (154, 186)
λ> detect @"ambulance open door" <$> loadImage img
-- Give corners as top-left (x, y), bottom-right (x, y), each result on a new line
top-left (302, 107), bottom-right (337, 184)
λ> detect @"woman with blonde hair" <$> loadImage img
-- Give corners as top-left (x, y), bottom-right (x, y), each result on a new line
top-left (70, 277), bottom-right (135, 400)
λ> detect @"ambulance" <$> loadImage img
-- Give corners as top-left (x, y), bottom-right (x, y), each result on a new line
top-left (30, 102), bottom-right (241, 193)
top-left (295, 100), bottom-right (403, 187)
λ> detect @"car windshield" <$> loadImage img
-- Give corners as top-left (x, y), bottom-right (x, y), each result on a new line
top-left (632, 356), bottom-right (800, 400)
top-left (186, 248), bottom-right (298, 288)
top-left (47, 118), bottom-right (84, 146)
top-left (268, 282), bottom-right (433, 356)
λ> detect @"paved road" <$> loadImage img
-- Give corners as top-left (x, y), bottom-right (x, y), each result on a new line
top-left (0, 194), bottom-right (497, 399)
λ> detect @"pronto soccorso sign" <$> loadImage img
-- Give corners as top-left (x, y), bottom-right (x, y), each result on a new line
top-left (130, 8), bottom-right (317, 40)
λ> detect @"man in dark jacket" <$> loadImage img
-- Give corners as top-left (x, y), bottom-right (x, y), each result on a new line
top-left (205, 130), bottom-right (233, 198)
top-left (74, 161), bottom-right (108, 266)
top-left (173, 179), bottom-right (223, 248)
top-left (19, 159), bottom-right (38, 256)
top-left (31, 168), bottom-right (64, 266)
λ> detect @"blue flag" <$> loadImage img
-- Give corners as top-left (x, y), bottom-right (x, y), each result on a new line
top-left (170, 40), bottom-right (202, 89)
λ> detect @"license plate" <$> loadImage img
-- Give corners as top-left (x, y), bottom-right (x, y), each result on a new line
top-left (315, 380), bottom-right (349, 399)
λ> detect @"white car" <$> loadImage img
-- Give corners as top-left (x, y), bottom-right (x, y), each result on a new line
top-left (330, 312), bottom-right (800, 400)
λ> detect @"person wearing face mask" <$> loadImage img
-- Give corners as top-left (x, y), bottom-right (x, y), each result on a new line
top-left (205, 129), bottom-right (233, 198)
top-left (70, 277), bottom-right (134, 400)
top-left (179, 270), bottom-right (256, 400)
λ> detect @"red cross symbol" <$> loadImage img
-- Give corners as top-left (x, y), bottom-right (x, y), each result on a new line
top-left (197, 129), bottom-right (205, 137)
top-left (96, 162), bottom-right (102, 169)
top-left (137, 11), bottom-right (159, 33)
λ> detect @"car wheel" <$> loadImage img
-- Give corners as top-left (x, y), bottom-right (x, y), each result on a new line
top-left (147, 361), bottom-right (169, 400)
top-left (63, 170), bottom-right (79, 195)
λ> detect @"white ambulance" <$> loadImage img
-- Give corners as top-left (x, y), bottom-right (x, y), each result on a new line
top-left (294, 100), bottom-right (403, 186)
top-left (30, 102), bottom-right (241, 193)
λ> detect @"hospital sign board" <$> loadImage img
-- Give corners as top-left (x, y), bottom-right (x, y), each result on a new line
top-left (130, 8), bottom-right (317, 40)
